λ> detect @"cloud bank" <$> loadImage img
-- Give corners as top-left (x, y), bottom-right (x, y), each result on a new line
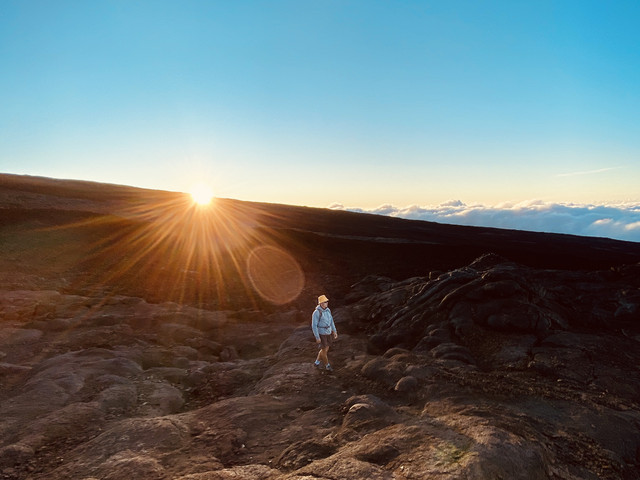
top-left (329, 200), bottom-right (640, 243)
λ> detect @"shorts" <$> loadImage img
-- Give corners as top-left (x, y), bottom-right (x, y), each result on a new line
top-left (317, 334), bottom-right (333, 349)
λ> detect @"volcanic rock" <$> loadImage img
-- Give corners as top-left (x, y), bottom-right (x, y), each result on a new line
top-left (2, 175), bottom-right (640, 479)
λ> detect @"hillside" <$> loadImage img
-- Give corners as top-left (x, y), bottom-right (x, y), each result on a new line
top-left (1, 173), bottom-right (639, 479)
top-left (2, 173), bottom-right (639, 308)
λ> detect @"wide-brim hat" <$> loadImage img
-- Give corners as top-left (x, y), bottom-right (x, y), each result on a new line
top-left (318, 295), bottom-right (329, 304)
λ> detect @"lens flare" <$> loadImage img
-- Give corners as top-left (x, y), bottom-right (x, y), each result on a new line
top-left (247, 245), bottom-right (305, 305)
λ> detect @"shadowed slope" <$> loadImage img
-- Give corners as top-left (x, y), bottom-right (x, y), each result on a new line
top-left (2, 173), bottom-right (639, 311)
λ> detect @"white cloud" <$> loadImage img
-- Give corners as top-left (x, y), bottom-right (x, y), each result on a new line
top-left (625, 221), bottom-right (640, 232)
top-left (330, 201), bottom-right (640, 243)
top-left (556, 167), bottom-right (622, 177)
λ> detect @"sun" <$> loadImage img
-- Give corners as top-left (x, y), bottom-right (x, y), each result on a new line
top-left (189, 183), bottom-right (215, 206)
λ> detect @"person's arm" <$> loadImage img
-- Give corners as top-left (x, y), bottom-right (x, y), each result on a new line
top-left (311, 310), bottom-right (321, 341)
top-left (330, 312), bottom-right (338, 338)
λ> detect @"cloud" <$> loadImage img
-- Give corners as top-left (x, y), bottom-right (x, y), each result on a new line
top-left (556, 167), bottom-right (622, 177)
top-left (330, 201), bottom-right (640, 243)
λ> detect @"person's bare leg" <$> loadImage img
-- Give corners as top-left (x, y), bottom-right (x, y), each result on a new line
top-left (316, 346), bottom-right (329, 365)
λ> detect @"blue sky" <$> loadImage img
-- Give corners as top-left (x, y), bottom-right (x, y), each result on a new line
top-left (1, 1), bottom-right (639, 240)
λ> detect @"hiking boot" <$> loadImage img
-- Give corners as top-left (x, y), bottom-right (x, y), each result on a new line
top-left (314, 361), bottom-right (323, 369)
top-left (325, 364), bottom-right (333, 372)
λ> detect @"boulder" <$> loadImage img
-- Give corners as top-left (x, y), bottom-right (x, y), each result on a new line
top-left (394, 375), bottom-right (418, 392)
top-left (340, 394), bottom-right (399, 437)
top-left (361, 357), bottom-right (405, 387)
top-left (138, 381), bottom-right (185, 415)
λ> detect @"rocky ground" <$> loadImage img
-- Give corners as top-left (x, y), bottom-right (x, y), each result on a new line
top-left (1, 174), bottom-right (640, 479)
top-left (1, 253), bottom-right (639, 479)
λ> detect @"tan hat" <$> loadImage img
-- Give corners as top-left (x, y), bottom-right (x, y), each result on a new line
top-left (318, 294), bottom-right (329, 304)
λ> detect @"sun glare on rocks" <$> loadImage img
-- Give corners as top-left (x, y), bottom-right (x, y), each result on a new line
top-left (189, 184), bottom-right (215, 206)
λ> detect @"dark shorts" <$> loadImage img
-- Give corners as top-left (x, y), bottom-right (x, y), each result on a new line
top-left (318, 334), bottom-right (333, 349)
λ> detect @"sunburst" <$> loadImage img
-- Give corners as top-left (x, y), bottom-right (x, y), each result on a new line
top-left (32, 190), bottom-right (305, 309)
top-left (189, 183), bottom-right (215, 206)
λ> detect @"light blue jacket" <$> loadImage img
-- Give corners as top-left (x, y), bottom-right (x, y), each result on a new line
top-left (311, 305), bottom-right (336, 341)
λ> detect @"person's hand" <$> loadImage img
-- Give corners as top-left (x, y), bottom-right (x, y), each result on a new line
top-left (333, 332), bottom-right (338, 340)
top-left (316, 338), bottom-right (321, 344)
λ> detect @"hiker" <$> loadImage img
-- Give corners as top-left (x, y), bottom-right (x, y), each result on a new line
top-left (312, 294), bottom-right (338, 371)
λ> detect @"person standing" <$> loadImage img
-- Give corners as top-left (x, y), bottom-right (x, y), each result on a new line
top-left (312, 294), bottom-right (338, 371)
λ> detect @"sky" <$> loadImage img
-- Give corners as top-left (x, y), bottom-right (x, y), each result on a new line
top-left (1, 1), bottom-right (639, 241)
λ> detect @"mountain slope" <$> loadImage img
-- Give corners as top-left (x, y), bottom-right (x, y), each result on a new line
top-left (1, 173), bottom-right (640, 479)
top-left (2, 173), bottom-right (639, 310)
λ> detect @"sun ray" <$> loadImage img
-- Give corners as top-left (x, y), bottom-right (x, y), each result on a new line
top-left (26, 190), bottom-right (306, 311)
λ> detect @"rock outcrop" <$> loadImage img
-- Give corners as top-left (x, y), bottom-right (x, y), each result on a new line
top-left (1, 254), bottom-right (639, 479)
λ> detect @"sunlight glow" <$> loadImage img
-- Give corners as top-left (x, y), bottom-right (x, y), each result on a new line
top-left (189, 184), bottom-right (215, 206)
top-left (49, 191), bottom-right (306, 309)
